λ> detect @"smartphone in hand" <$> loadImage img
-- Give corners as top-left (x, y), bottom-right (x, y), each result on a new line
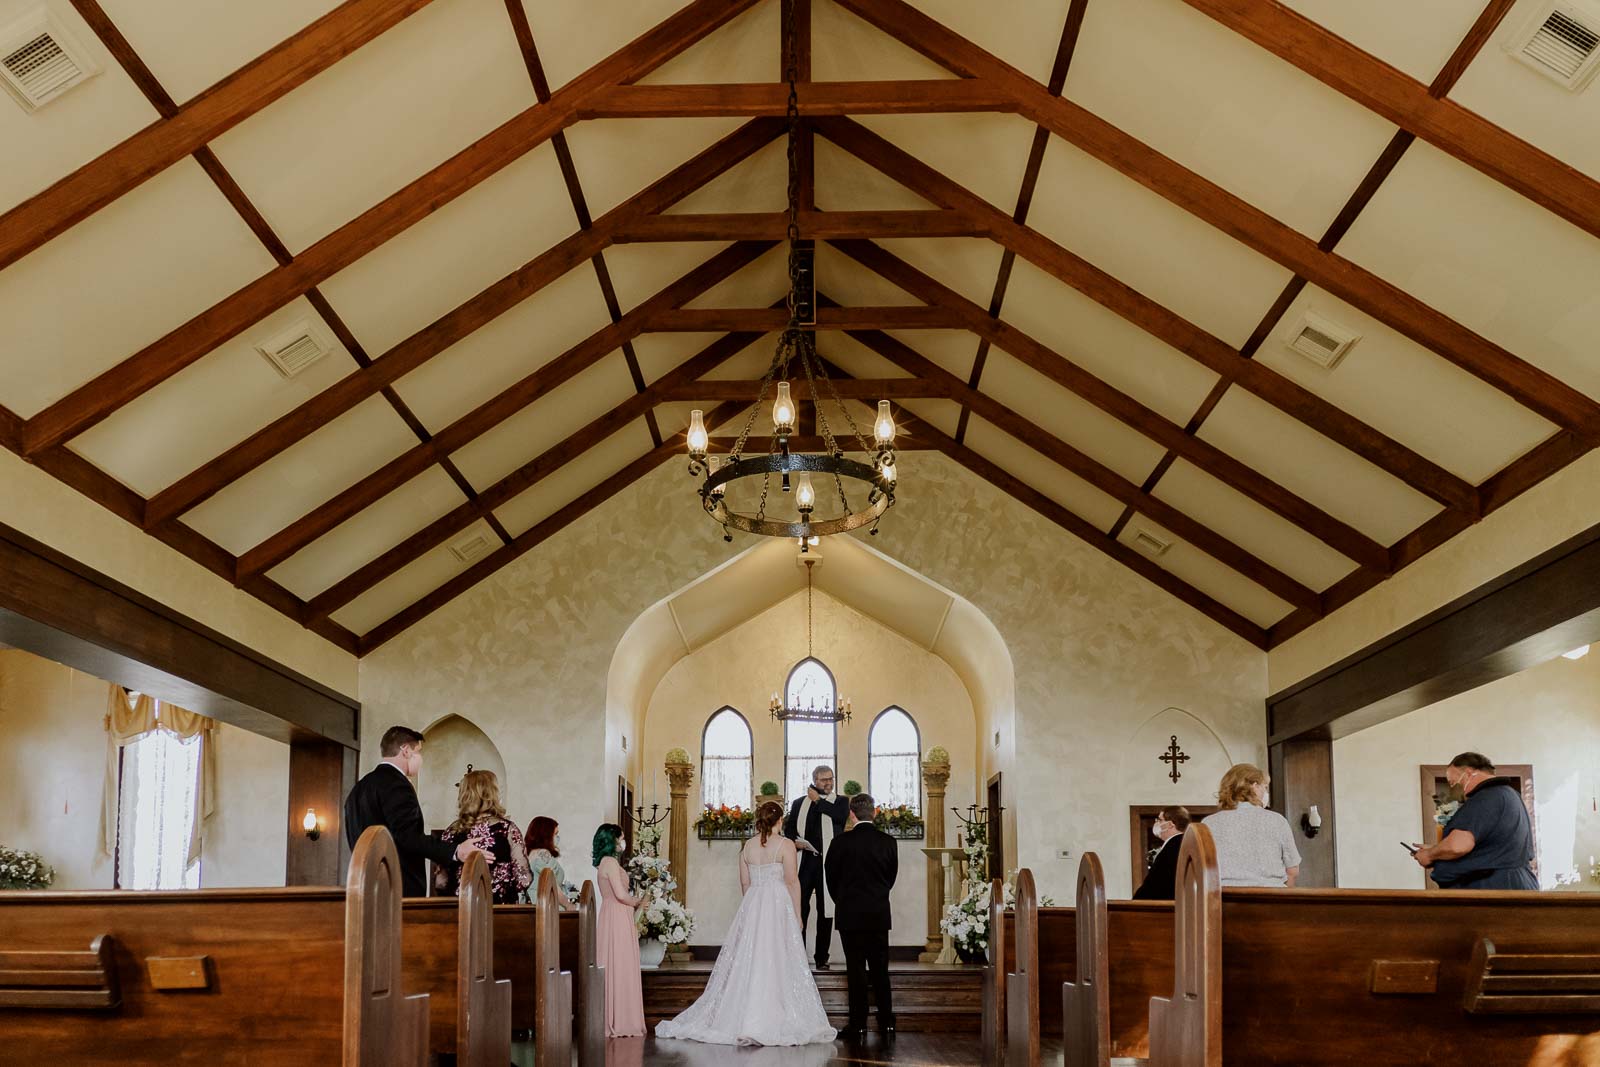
top-left (1400, 841), bottom-right (1419, 855)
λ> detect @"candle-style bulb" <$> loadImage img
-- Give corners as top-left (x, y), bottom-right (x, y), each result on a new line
top-left (873, 400), bottom-right (896, 446)
top-left (773, 382), bottom-right (796, 434)
top-left (795, 471), bottom-right (816, 512)
top-left (686, 409), bottom-right (708, 458)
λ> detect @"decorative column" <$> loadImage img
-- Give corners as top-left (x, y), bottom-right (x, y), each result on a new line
top-left (664, 751), bottom-right (695, 906)
top-left (920, 746), bottom-right (951, 962)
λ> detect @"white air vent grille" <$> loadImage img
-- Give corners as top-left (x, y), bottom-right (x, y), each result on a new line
top-left (1, 11), bottom-right (100, 111)
top-left (1507, 3), bottom-right (1600, 90)
top-left (448, 531), bottom-right (495, 565)
top-left (1284, 310), bottom-right (1360, 370)
top-left (254, 319), bottom-right (333, 378)
top-left (1132, 528), bottom-right (1171, 558)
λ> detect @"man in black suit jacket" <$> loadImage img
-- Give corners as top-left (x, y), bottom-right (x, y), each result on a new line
top-left (344, 725), bottom-right (485, 897)
top-left (783, 764), bottom-right (849, 968)
top-left (1132, 807), bottom-right (1190, 901)
top-left (825, 792), bottom-right (899, 1040)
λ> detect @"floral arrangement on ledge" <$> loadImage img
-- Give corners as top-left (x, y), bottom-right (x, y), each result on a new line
top-left (940, 871), bottom-right (1053, 961)
top-left (873, 804), bottom-right (925, 839)
top-left (0, 846), bottom-right (54, 890)
top-left (695, 804), bottom-right (756, 840)
top-left (628, 851), bottom-right (695, 946)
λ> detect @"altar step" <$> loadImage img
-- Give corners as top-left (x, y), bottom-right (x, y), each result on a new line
top-left (642, 961), bottom-right (984, 1032)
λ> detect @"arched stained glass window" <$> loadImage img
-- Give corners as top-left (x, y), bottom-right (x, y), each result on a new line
top-left (783, 658), bottom-right (837, 801)
top-left (701, 708), bottom-right (753, 810)
top-left (869, 707), bottom-right (921, 813)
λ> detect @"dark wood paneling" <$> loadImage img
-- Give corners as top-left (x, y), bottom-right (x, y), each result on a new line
top-left (287, 737), bottom-right (356, 886)
top-left (1268, 739), bottom-right (1337, 887)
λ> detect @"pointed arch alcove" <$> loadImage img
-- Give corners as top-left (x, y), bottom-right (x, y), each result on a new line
top-left (417, 713), bottom-right (508, 835)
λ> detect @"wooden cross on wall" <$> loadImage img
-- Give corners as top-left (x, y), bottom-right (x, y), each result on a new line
top-left (1159, 735), bottom-right (1189, 784)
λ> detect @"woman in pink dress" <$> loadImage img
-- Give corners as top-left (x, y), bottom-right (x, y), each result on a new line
top-left (593, 823), bottom-right (646, 1037)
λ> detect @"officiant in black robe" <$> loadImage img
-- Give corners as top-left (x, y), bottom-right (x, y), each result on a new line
top-left (783, 765), bottom-right (849, 968)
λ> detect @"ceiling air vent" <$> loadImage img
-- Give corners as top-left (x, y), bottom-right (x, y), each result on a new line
top-left (254, 319), bottom-right (333, 378)
top-left (1284, 310), bottom-right (1359, 370)
top-left (448, 530), bottom-right (495, 565)
top-left (0, 10), bottom-right (99, 112)
top-left (1506, 2), bottom-right (1600, 90)
top-left (1131, 528), bottom-right (1171, 558)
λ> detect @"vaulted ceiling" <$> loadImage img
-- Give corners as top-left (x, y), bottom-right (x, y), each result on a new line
top-left (3, 0), bottom-right (1598, 654)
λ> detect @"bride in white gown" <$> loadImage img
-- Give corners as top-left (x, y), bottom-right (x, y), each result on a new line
top-left (656, 801), bottom-right (836, 1046)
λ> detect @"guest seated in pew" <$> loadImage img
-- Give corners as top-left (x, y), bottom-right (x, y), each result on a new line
top-left (1412, 752), bottom-right (1538, 890)
top-left (1203, 763), bottom-right (1300, 888)
top-left (1133, 806), bottom-right (1190, 900)
top-left (345, 724), bottom-right (489, 897)
top-left (525, 815), bottom-right (574, 907)
top-left (433, 768), bottom-right (533, 904)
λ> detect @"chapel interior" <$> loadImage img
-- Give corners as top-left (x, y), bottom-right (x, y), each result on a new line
top-left (2, 0), bottom-right (1599, 1063)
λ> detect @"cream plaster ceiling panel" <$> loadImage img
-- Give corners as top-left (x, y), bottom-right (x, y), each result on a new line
top-left (1448, 0), bottom-right (1600, 182)
top-left (905, 0), bottom-right (1067, 84)
top-left (1253, 283), bottom-right (1556, 483)
top-left (330, 520), bottom-right (496, 636)
top-left (1026, 138), bottom-right (1295, 349)
top-left (814, 139), bottom-right (939, 210)
top-left (1068, 0), bottom-right (1401, 238)
top-left (387, 266), bottom-right (613, 432)
top-left (267, 466), bottom-right (468, 600)
top-left (978, 351), bottom-right (1167, 487)
top-left (813, 541), bottom-right (955, 649)
top-left (180, 396), bottom-right (420, 555)
top-left (815, 243), bottom-right (925, 306)
top-left (1119, 514), bottom-right (1295, 630)
top-left (316, 142), bottom-right (576, 356)
top-left (962, 418), bottom-right (1126, 533)
top-left (873, 237), bottom-right (1008, 309)
top-left (652, 401), bottom-right (703, 442)
top-left (1276, 0), bottom-right (1485, 84)
top-left (96, 0), bottom-right (344, 103)
top-left (69, 297), bottom-right (355, 496)
top-left (207, 0), bottom-right (535, 255)
top-left (995, 258), bottom-right (1222, 425)
top-left (492, 420), bottom-right (656, 536)
top-left (684, 244), bottom-right (789, 308)
top-left (1196, 389), bottom-right (1442, 545)
top-left (811, 1), bottom-right (954, 81)
top-left (638, 0), bottom-right (777, 85)
top-left (666, 540), bottom-right (799, 651)
top-left (0, 0), bottom-right (157, 213)
top-left (603, 241), bottom-right (746, 312)
top-left (853, 113), bottom-right (1039, 214)
top-left (897, 399), bottom-right (961, 439)
top-left (563, 117), bottom-right (747, 219)
top-left (0, 158), bottom-right (275, 416)
top-left (447, 354), bottom-right (638, 490)
top-left (1152, 459), bottom-right (1360, 593)
top-left (823, 329), bottom-right (957, 380)
top-left (1337, 140), bottom-right (1600, 402)
top-left (633, 332), bottom-right (771, 383)
top-left (702, 336), bottom-right (786, 380)
top-left (519, 0), bottom-right (683, 92)
top-left (665, 140), bottom-right (789, 215)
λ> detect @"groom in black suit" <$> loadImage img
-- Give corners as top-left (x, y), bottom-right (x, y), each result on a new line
top-left (783, 764), bottom-right (849, 969)
top-left (825, 792), bottom-right (898, 1040)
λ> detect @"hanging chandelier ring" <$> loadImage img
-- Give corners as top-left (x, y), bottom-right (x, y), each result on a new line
top-left (700, 452), bottom-right (893, 538)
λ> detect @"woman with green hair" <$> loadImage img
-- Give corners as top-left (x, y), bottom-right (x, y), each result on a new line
top-left (593, 822), bottom-right (646, 1036)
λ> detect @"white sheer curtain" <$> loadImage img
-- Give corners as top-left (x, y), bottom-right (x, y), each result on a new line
top-left (702, 708), bottom-right (753, 809)
top-left (116, 730), bottom-right (202, 890)
top-left (869, 707), bottom-right (920, 812)
top-left (784, 659), bottom-right (838, 800)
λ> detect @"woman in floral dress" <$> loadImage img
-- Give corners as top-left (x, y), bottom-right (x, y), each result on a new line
top-left (433, 769), bottom-right (532, 904)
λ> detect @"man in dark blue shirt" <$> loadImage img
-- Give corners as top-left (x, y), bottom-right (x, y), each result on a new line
top-left (1413, 752), bottom-right (1537, 890)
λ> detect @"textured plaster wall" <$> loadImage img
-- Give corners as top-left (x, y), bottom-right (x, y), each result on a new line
top-left (1334, 647), bottom-right (1600, 891)
top-left (640, 589), bottom-right (978, 949)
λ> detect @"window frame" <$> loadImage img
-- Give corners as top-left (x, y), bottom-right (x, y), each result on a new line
top-left (782, 657), bottom-right (839, 800)
top-left (699, 706), bottom-right (754, 811)
top-left (867, 705), bottom-right (922, 814)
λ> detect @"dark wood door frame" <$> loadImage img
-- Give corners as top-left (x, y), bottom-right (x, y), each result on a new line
top-left (986, 773), bottom-right (1003, 881)
top-left (1418, 763), bottom-right (1536, 889)
top-left (1129, 804), bottom-right (1218, 890)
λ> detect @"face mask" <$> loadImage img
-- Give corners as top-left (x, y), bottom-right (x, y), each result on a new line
top-left (1151, 823), bottom-right (1166, 840)
top-left (618, 838), bottom-right (627, 854)
top-left (555, 833), bottom-right (561, 847)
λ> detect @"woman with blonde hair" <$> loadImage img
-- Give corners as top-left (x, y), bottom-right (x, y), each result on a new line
top-left (1202, 763), bottom-right (1301, 888)
top-left (432, 769), bottom-right (532, 904)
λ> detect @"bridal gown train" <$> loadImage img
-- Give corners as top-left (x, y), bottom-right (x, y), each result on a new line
top-left (656, 860), bottom-right (836, 1046)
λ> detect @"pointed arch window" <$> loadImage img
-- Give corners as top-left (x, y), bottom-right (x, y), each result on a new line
top-left (869, 706), bottom-right (921, 814)
top-left (701, 708), bottom-right (753, 810)
top-left (783, 658), bottom-right (837, 801)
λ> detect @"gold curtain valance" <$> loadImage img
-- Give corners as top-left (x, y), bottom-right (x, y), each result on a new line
top-left (98, 686), bottom-right (219, 866)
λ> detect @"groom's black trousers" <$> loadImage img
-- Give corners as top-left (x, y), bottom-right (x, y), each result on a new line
top-left (798, 862), bottom-right (832, 965)
top-left (840, 930), bottom-right (893, 1029)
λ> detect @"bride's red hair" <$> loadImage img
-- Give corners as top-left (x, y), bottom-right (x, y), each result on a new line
top-left (755, 801), bottom-right (784, 845)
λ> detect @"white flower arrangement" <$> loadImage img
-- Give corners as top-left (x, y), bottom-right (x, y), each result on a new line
top-left (635, 825), bottom-right (662, 858)
top-left (939, 870), bottom-right (1052, 955)
top-left (0, 846), bottom-right (55, 890)
top-left (629, 850), bottom-right (695, 946)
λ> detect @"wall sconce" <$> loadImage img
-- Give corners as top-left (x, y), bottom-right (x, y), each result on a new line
top-left (302, 807), bottom-right (322, 841)
top-left (1301, 805), bottom-right (1322, 839)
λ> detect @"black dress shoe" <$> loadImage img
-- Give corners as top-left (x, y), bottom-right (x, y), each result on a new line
top-left (837, 1027), bottom-right (865, 1042)
top-left (881, 1025), bottom-right (897, 1041)
top-left (815, 961), bottom-right (831, 971)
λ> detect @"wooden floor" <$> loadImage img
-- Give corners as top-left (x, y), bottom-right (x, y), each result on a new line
top-left (509, 1033), bottom-right (1065, 1065)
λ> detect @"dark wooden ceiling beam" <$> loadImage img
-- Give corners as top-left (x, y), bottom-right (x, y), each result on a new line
top-left (827, 0), bottom-right (1600, 441)
top-left (578, 78), bottom-right (1015, 118)
top-left (233, 241), bottom-right (772, 581)
top-left (816, 116), bottom-right (1479, 516)
top-left (19, 0), bottom-right (764, 455)
top-left (663, 378), bottom-right (950, 400)
top-left (649, 306), bottom-right (964, 331)
top-left (615, 209), bottom-right (987, 241)
top-left (1180, 0), bottom-right (1600, 242)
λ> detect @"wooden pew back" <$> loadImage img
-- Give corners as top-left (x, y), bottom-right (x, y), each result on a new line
top-left (1149, 822), bottom-right (1221, 1067)
top-left (400, 852), bottom-right (511, 1064)
top-left (1006, 869), bottom-right (1041, 1067)
top-left (1062, 852), bottom-right (1110, 1067)
top-left (573, 881), bottom-right (606, 1065)
top-left (982, 877), bottom-right (1006, 1064)
top-left (533, 869), bottom-right (573, 1066)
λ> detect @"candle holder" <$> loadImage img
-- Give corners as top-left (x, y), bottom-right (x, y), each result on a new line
top-left (632, 803), bottom-right (672, 832)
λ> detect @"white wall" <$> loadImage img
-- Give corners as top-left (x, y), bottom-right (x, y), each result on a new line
top-left (0, 647), bottom-right (289, 889)
top-left (1334, 647), bottom-right (1600, 891)
top-left (639, 588), bottom-right (978, 950)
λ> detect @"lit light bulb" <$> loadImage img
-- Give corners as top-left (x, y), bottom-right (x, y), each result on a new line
top-left (879, 459), bottom-right (897, 485)
top-left (686, 409), bottom-right (708, 458)
top-left (707, 455), bottom-right (725, 496)
top-left (772, 382), bottom-right (796, 434)
top-left (302, 808), bottom-right (319, 838)
top-left (795, 471), bottom-right (816, 511)
top-left (874, 400), bottom-right (896, 446)
top-left (1564, 645), bottom-right (1591, 660)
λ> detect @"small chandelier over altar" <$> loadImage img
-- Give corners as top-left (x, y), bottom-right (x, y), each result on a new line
top-left (684, 0), bottom-right (898, 548)
top-left (770, 559), bottom-right (852, 725)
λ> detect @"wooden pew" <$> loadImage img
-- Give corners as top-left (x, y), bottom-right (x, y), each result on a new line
top-left (982, 877), bottom-right (1006, 1065)
top-left (492, 876), bottom-right (597, 1063)
top-left (1149, 823), bottom-right (1220, 1067)
top-left (400, 851), bottom-right (511, 1066)
top-left (573, 880), bottom-right (606, 1066)
top-left (0, 826), bottom-right (428, 1065)
top-left (533, 869), bottom-right (573, 1066)
top-left (1006, 869), bottom-right (1042, 1067)
top-left (1061, 853), bottom-right (1111, 1067)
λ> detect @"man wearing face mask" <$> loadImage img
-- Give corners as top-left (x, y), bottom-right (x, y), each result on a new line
top-left (1411, 753), bottom-right (1537, 890)
top-left (1202, 764), bottom-right (1300, 888)
top-left (1133, 807), bottom-right (1191, 900)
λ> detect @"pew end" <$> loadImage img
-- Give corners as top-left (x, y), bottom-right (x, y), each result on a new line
top-left (1062, 852), bottom-right (1111, 1067)
top-left (533, 868), bottom-right (574, 1067)
top-left (982, 877), bottom-right (1006, 1065)
top-left (346, 826), bottom-right (431, 1067)
top-left (574, 880), bottom-right (606, 1066)
top-left (1147, 823), bottom-right (1219, 1067)
top-left (456, 851), bottom-right (512, 1067)
top-left (1006, 869), bottom-right (1041, 1067)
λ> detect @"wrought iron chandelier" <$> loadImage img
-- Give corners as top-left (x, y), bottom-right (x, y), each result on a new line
top-left (770, 559), bottom-right (852, 725)
top-left (684, 2), bottom-right (898, 550)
